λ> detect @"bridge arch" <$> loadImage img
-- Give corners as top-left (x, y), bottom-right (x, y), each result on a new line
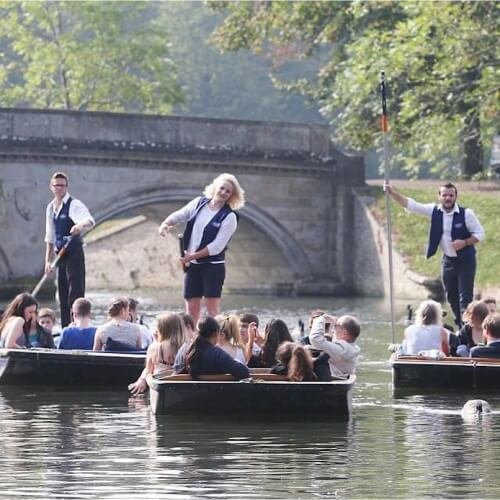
top-left (91, 186), bottom-right (313, 278)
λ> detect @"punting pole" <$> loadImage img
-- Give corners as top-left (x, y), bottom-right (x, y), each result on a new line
top-left (31, 235), bottom-right (74, 298)
top-left (380, 71), bottom-right (396, 344)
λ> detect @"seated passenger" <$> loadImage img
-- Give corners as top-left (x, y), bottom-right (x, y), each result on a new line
top-left (454, 301), bottom-right (490, 356)
top-left (309, 313), bottom-right (361, 379)
top-left (239, 313), bottom-right (263, 357)
top-left (25, 309), bottom-right (56, 348)
top-left (128, 297), bottom-right (154, 349)
top-left (129, 312), bottom-right (186, 395)
top-left (483, 296), bottom-right (497, 315)
top-left (0, 293), bottom-right (38, 348)
top-left (400, 300), bottom-right (450, 356)
top-left (470, 313), bottom-right (500, 358)
top-left (217, 314), bottom-right (246, 364)
top-left (172, 313), bottom-right (197, 374)
top-left (58, 298), bottom-right (96, 350)
top-left (248, 318), bottom-right (293, 368)
top-left (185, 317), bottom-right (250, 380)
top-left (93, 297), bottom-right (142, 351)
top-left (38, 308), bottom-right (57, 336)
top-left (271, 341), bottom-right (331, 381)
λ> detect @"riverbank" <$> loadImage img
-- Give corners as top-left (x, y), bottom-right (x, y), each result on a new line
top-left (367, 180), bottom-right (500, 297)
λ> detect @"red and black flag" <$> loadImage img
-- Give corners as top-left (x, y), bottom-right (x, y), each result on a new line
top-left (380, 71), bottom-right (389, 133)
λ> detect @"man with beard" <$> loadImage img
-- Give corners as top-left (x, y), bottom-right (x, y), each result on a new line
top-left (384, 182), bottom-right (484, 328)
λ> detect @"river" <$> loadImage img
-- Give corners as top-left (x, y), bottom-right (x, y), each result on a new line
top-left (1, 291), bottom-right (500, 498)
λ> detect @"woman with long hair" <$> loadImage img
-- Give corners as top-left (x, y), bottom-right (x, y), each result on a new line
top-left (185, 316), bottom-right (249, 380)
top-left (129, 312), bottom-right (186, 395)
top-left (287, 344), bottom-right (316, 382)
top-left (0, 293), bottom-right (39, 348)
top-left (158, 173), bottom-right (245, 324)
top-left (250, 318), bottom-right (293, 368)
top-left (454, 300), bottom-right (490, 356)
top-left (217, 314), bottom-right (246, 364)
top-left (93, 297), bottom-right (142, 351)
top-left (401, 300), bottom-right (450, 355)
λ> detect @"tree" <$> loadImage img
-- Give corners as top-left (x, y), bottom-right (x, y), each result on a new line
top-left (209, 1), bottom-right (500, 178)
top-left (0, 1), bottom-right (184, 112)
top-left (159, 1), bottom-right (325, 123)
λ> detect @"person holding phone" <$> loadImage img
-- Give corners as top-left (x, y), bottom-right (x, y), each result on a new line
top-left (309, 313), bottom-right (361, 379)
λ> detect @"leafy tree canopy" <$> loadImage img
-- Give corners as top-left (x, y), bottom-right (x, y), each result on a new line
top-left (0, 1), bottom-right (183, 112)
top-left (209, 1), bottom-right (499, 178)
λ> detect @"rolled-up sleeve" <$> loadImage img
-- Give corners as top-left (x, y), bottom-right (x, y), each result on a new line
top-left (405, 198), bottom-right (435, 218)
top-left (69, 199), bottom-right (95, 227)
top-left (465, 209), bottom-right (485, 241)
top-left (45, 203), bottom-right (55, 244)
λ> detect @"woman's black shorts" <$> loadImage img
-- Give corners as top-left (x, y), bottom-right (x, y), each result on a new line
top-left (184, 263), bottom-right (226, 299)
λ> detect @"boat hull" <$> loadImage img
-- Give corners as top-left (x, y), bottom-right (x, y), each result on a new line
top-left (148, 376), bottom-right (355, 418)
top-left (392, 356), bottom-right (500, 391)
top-left (0, 348), bottom-right (145, 388)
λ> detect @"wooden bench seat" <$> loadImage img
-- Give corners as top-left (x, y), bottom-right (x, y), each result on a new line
top-left (153, 373), bottom-right (288, 382)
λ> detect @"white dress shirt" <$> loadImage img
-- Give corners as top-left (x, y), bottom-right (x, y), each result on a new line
top-left (406, 198), bottom-right (485, 257)
top-left (45, 193), bottom-right (95, 244)
top-left (166, 196), bottom-right (237, 263)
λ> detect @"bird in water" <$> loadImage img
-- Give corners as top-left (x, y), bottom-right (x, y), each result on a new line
top-left (461, 399), bottom-right (493, 418)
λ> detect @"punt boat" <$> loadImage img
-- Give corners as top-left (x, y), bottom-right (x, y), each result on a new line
top-left (147, 369), bottom-right (355, 418)
top-left (391, 355), bottom-right (500, 391)
top-left (0, 348), bottom-right (146, 388)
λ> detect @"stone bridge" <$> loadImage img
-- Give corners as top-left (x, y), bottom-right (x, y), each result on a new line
top-left (0, 108), bottom-right (375, 297)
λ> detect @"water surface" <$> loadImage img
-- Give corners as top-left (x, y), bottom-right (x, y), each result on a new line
top-left (1, 293), bottom-right (499, 498)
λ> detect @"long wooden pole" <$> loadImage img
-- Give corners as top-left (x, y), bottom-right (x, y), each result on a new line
top-left (380, 71), bottom-right (396, 344)
top-left (31, 235), bottom-right (74, 298)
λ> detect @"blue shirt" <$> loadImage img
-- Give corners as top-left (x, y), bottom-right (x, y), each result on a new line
top-left (58, 326), bottom-right (97, 350)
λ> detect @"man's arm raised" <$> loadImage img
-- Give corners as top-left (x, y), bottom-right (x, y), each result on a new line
top-left (383, 181), bottom-right (409, 208)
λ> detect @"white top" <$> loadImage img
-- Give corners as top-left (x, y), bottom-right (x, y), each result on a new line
top-left (219, 344), bottom-right (246, 364)
top-left (402, 324), bottom-right (443, 355)
top-left (138, 324), bottom-right (153, 349)
top-left (309, 316), bottom-right (360, 379)
top-left (406, 198), bottom-right (484, 257)
top-left (167, 197), bottom-right (237, 263)
top-left (95, 320), bottom-right (142, 350)
top-left (45, 193), bottom-right (95, 244)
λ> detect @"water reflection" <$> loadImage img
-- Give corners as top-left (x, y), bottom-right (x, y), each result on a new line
top-left (2, 295), bottom-right (500, 497)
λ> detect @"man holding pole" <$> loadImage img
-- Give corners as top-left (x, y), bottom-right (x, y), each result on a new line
top-left (384, 181), bottom-right (485, 327)
top-left (45, 172), bottom-right (94, 327)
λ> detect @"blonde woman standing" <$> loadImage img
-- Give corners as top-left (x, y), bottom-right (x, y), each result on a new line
top-left (158, 173), bottom-right (245, 324)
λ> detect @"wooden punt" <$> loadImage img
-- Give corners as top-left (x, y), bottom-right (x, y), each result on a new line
top-left (147, 369), bottom-right (355, 418)
top-left (391, 355), bottom-right (500, 391)
top-left (0, 348), bottom-right (146, 388)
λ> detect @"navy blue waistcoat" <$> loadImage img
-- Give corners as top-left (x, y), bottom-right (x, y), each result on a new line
top-left (427, 205), bottom-right (474, 259)
top-left (183, 197), bottom-right (236, 263)
top-left (54, 197), bottom-right (82, 253)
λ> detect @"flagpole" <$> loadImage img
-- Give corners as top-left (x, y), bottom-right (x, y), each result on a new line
top-left (380, 71), bottom-right (396, 344)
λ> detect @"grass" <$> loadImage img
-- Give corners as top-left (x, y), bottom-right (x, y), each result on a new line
top-left (371, 186), bottom-right (500, 288)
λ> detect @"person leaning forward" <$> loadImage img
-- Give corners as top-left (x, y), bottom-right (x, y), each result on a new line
top-left (384, 181), bottom-right (484, 327)
top-left (45, 172), bottom-right (95, 327)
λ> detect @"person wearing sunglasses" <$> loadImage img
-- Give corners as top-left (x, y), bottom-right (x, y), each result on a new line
top-left (44, 171), bottom-right (94, 327)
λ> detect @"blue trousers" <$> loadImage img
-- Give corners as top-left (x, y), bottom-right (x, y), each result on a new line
top-left (441, 254), bottom-right (476, 327)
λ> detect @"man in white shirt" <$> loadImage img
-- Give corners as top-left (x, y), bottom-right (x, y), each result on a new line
top-left (384, 181), bottom-right (485, 327)
top-left (45, 172), bottom-right (94, 327)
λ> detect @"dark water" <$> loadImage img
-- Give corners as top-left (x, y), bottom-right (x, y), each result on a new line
top-left (2, 292), bottom-right (500, 498)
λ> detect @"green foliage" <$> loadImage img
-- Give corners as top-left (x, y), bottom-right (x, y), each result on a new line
top-left (210, 1), bottom-right (500, 178)
top-left (0, 1), bottom-right (183, 112)
top-left (374, 186), bottom-right (500, 288)
top-left (160, 1), bottom-right (325, 123)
